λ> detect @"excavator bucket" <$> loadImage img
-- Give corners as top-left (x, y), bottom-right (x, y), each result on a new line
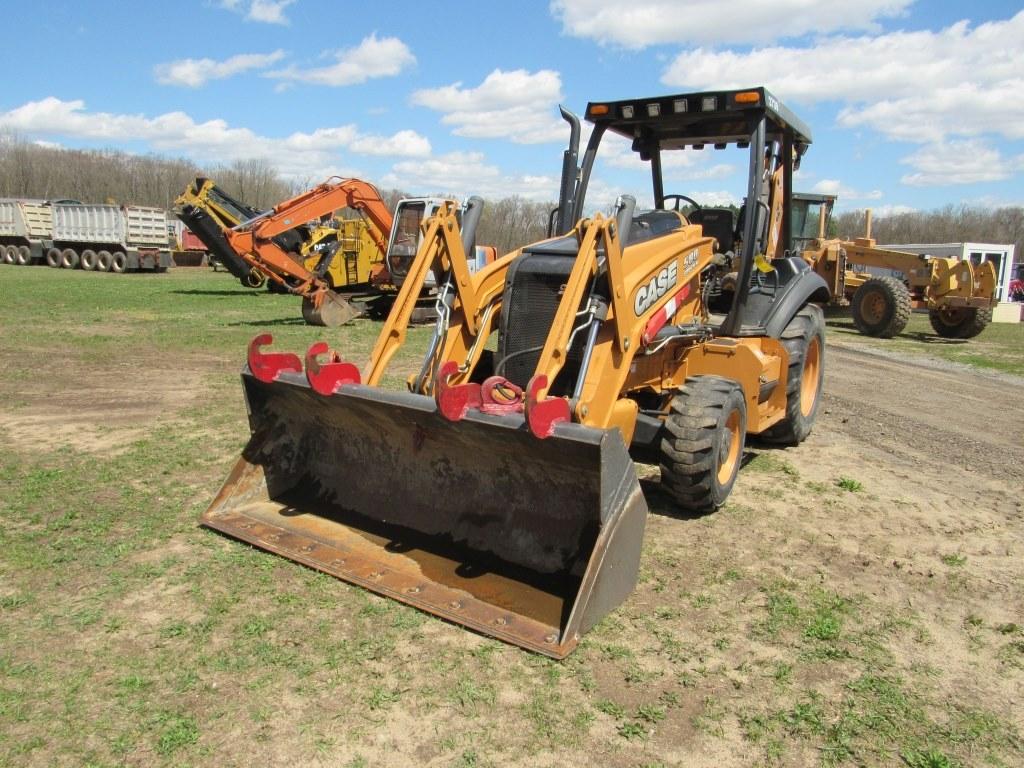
top-left (300, 293), bottom-right (364, 327)
top-left (202, 366), bottom-right (647, 658)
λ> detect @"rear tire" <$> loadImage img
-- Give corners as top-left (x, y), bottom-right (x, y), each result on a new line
top-left (46, 248), bottom-right (62, 267)
top-left (110, 251), bottom-right (127, 273)
top-left (851, 276), bottom-right (910, 338)
top-left (660, 376), bottom-right (747, 513)
top-left (3, 245), bottom-right (16, 264)
top-left (928, 306), bottom-right (992, 339)
top-left (16, 246), bottom-right (31, 265)
top-left (80, 249), bottom-right (98, 271)
top-left (96, 250), bottom-right (112, 272)
top-left (61, 248), bottom-right (79, 269)
top-left (760, 304), bottom-right (825, 446)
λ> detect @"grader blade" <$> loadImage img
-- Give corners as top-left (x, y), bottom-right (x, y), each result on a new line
top-left (201, 370), bottom-right (647, 657)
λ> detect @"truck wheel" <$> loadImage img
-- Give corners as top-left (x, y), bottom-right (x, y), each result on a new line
top-left (929, 306), bottom-right (992, 339)
top-left (96, 250), bottom-right (112, 272)
top-left (660, 376), bottom-right (747, 513)
top-left (2, 246), bottom-right (16, 264)
top-left (111, 251), bottom-right (127, 273)
top-left (16, 246), bottom-right (31, 265)
top-left (61, 248), bottom-right (80, 269)
top-left (80, 249), bottom-right (98, 271)
top-left (46, 248), bottom-right (62, 267)
top-left (851, 276), bottom-right (910, 338)
top-left (759, 304), bottom-right (825, 446)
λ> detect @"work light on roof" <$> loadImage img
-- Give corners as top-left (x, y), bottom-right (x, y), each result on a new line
top-left (701, 96), bottom-right (717, 112)
top-left (673, 99), bottom-right (688, 113)
top-left (621, 105), bottom-right (634, 119)
top-left (647, 103), bottom-right (660, 117)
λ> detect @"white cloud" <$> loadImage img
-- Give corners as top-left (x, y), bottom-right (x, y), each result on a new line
top-left (220, 0), bottom-right (295, 25)
top-left (380, 151), bottom-right (561, 202)
top-left (811, 179), bottom-right (883, 200)
top-left (870, 204), bottom-right (917, 217)
top-left (899, 140), bottom-right (1024, 186)
top-left (412, 69), bottom-right (566, 144)
top-left (551, 0), bottom-right (912, 48)
top-left (0, 97), bottom-right (430, 179)
top-left (598, 133), bottom-right (737, 181)
top-left (267, 34), bottom-right (415, 87)
top-left (154, 50), bottom-right (285, 88)
top-left (661, 13), bottom-right (1024, 143)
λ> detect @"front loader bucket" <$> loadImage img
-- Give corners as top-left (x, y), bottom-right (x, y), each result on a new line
top-left (202, 370), bottom-right (647, 657)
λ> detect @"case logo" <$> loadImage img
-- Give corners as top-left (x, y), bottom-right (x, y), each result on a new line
top-left (634, 260), bottom-right (679, 315)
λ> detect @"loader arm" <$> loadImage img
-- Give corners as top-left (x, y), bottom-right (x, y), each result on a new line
top-left (363, 201), bottom-right (509, 388)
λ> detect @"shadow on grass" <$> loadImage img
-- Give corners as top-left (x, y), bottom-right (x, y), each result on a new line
top-left (642, 449), bottom-right (758, 520)
top-left (171, 289), bottom-right (264, 297)
top-left (227, 317), bottom-right (308, 326)
top-left (826, 319), bottom-right (968, 345)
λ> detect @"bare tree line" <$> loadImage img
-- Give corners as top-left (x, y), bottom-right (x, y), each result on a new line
top-left (834, 205), bottom-right (1024, 258)
top-left (0, 131), bottom-right (298, 209)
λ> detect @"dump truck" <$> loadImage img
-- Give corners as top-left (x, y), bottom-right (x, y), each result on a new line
top-left (0, 198), bottom-right (52, 265)
top-left (202, 87), bottom-right (830, 657)
top-left (42, 203), bottom-right (172, 272)
top-left (1, 198), bottom-right (173, 273)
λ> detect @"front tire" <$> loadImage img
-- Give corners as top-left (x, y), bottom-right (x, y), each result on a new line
top-left (851, 276), bottom-right (910, 338)
top-left (928, 306), bottom-right (992, 339)
top-left (660, 376), bottom-right (747, 513)
top-left (760, 304), bottom-right (825, 446)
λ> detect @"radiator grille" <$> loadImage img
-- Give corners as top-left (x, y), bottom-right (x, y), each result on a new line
top-left (498, 255), bottom-right (586, 396)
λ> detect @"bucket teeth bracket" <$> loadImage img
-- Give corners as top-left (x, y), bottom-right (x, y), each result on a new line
top-left (248, 334), bottom-right (302, 383)
top-left (305, 341), bottom-right (361, 395)
top-left (525, 375), bottom-right (571, 439)
top-left (435, 360), bottom-right (482, 421)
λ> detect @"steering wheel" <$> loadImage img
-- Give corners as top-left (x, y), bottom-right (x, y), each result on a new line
top-left (662, 194), bottom-right (702, 212)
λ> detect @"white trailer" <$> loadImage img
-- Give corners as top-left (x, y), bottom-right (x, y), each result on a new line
top-left (0, 198), bottom-right (53, 265)
top-left (49, 203), bottom-right (172, 272)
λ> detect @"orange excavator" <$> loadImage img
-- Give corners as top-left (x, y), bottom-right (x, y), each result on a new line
top-left (220, 177), bottom-right (458, 325)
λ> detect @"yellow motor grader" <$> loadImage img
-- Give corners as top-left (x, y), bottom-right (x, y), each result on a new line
top-left (789, 194), bottom-right (998, 338)
top-left (202, 87), bottom-right (831, 657)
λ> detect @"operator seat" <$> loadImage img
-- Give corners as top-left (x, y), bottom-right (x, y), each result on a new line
top-left (688, 208), bottom-right (736, 254)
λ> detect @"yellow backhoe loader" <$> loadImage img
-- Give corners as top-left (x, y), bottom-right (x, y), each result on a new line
top-left (202, 87), bottom-right (831, 657)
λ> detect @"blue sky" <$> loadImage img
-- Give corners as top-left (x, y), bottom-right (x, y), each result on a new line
top-left (0, 0), bottom-right (1021, 213)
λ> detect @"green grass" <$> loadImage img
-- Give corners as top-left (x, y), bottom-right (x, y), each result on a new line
top-left (826, 312), bottom-right (1024, 376)
top-left (0, 266), bottom-right (1021, 767)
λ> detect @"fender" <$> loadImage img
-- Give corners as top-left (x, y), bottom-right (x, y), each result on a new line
top-left (761, 257), bottom-right (831, 338)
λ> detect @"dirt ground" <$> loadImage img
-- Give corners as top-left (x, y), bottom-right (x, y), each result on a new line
top-left (1, 269), bottom-right (1021, 767)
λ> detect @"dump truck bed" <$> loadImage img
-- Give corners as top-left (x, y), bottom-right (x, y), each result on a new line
top-left (0, 199), bottom-right (52, 240)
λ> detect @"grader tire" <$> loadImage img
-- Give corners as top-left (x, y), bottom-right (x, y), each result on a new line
top-left (16, 246), bottom-right (31, 265)
top-left (929, 306), bottom-right (992, 339)
top-left (760, 304), bottom-right (825, 446)
top-left (660, 376), bottom-right (747, 513)
top-left (851, 276), bottom-right (910, 338)
top-left (46, 248), bottom-right (62, 267)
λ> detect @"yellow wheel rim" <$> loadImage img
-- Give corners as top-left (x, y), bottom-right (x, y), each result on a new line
top-left (800, 336), bottom-right (821, 418)
top-left (862, 290), bottom-right (886, 325)
top-left (717, 410), bottom-right (742, 485)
